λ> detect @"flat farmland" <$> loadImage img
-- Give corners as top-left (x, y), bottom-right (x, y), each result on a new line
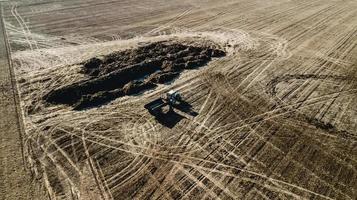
top-left (1, 0), bottom-right (357, 199)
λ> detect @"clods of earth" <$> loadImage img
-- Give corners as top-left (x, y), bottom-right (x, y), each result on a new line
top-left (43, 41), bottom-right (226, 110)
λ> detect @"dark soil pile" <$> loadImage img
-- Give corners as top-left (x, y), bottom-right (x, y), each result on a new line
top-left (44, 41), bottom-right (225, 110)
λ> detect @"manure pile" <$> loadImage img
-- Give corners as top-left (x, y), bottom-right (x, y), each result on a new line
top-left (44, 41), bottom-right (225, 110)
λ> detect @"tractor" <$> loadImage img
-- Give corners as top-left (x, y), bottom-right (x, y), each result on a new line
top-left (144, 90), bottom-right (182, 115)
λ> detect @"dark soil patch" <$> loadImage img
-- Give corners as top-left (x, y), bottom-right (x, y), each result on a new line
top-left (44, 41), bottom-right (225, 110)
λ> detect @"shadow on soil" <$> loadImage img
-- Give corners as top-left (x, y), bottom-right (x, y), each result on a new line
top-left (43, 41), bottom-right (225, 110)
top-left (148, 99), bottom-right (198, 128)
top-left (154, 110), bottom-right (184, 128)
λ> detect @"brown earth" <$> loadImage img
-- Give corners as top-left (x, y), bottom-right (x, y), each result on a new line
top-left (1, 0), bottom-right (357, 200)
top-left (0, 3), bottom-right (47, 200)
top-left (44, 41), bottom-right (225, 110)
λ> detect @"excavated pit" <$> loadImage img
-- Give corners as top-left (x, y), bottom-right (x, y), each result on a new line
top-left (44, 41), bottom-right (226, 110)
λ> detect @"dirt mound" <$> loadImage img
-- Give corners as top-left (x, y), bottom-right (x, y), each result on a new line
top-left (44, 41), bottom-right (225, 110)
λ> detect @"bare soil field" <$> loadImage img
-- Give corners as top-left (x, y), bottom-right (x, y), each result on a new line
top-left (1, 0), bottom-right (357, 199)
top-left (0, 3), bottom-right (47, 200)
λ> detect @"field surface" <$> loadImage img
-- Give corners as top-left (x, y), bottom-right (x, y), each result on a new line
top-left (0, 3), bottom-right (46, 200)
top-left (1, 0), bottom-right (357, 200)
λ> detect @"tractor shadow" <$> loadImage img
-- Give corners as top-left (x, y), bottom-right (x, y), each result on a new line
top-left (173, 100), bottom-right (199, 117)
top-left (154, 110), bottom-right (184, 128)
top-left (149, 100), bottom-right (198, 128)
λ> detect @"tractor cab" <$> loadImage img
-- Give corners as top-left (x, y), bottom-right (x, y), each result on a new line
top-left (161, 90), bottom-right (182, 106)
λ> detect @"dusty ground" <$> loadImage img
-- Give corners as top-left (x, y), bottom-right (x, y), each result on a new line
top-left (1, 0), bottom-right (357, 199)
top-left (0, 3), bottom-right (46, 200)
